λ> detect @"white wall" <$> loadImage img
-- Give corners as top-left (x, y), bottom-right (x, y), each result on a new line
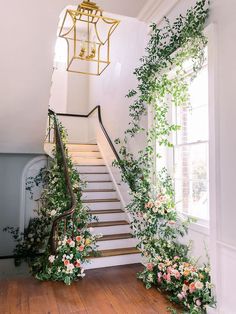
top-left (88, 14), bottom-right (148, 202)
top-left (159, 1), bottom-right (236, 313)
top-left (0, 0), bottom-right (81, 154)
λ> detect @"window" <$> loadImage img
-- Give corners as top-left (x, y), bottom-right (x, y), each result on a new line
top-left (173, 54), bottom-right (209, 221)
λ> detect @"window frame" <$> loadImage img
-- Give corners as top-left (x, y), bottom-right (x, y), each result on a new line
top-left (152, 25), bottom-right (216, 231)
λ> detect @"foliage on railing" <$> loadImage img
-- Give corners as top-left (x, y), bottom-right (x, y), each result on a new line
top-left (113, 0), bottom-right (215, 312)
top-left (5, 121), bottom-right (98, 285)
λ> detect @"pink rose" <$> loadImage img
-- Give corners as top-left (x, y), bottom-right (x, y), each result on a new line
top-left (146, 263), bottom-right (154, 271)
top-left (64, 259), bottom-right (70, 266)
top-left (196, 299), bottom-right (201, 306)
top-left (189, 282), bottom-right (196, 293)
top-left (145, 201), bottom-right (154, 209)
top-left (177, 293), bottom-right (183, 301)
top-left (76, 236), bottom-right (82, 242)
top-left (78, 245), bottom-right (84, 252)
top-left (167, 266), bottom-right (172, 274)
top-left (166, 273), bottom-right (171, 282)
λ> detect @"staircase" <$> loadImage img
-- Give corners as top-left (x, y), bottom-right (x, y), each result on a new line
top-left (68, 143), bottom-right (140, 269)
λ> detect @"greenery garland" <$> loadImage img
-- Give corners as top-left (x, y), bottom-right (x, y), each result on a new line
top-left (114, 0), bottom-right (215, 312)
top-left (5, 122), bottom-right (98, 285)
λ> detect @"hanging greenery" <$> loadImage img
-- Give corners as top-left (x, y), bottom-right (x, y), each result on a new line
top-left (114, 0), bottom-right (215, 312)
top-left (4, 122), bottom-right (98, 285)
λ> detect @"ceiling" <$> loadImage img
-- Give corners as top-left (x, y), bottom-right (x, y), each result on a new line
top-left (92, 0), bottom-right (148, 19)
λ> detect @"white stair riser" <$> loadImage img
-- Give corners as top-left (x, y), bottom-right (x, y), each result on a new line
top-left (86, 182), bottom-right (114, 190)
top-left (80, 174), bottom-right (110, 181)
top-left (97, 238), bottom-right (138, 250)
top-left (91, 224), bottom-right (131, 235)
top-left (73, 158), bottom-right (104, 165)
top-left (67, 144), bottom-right (98, 152)
top-left (76, 166), bottom-right (107, 173)
top-left (82, 191), bottom-right (117, 200)
top-left (84, 201), bottom-right (121, 211)
top-left (70, 151), bottom-right (101, 158)
top-left (93, 212), bottom-right (127, 222)
top-left (84, 254), bottom-right (141, 270)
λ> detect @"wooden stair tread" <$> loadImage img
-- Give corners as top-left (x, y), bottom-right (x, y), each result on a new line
top-left (79, 172), bottom-right (109, 175)
top-left (70, 151), bottom-right (100, 153)
top-left (76, 165), bottom-right (105, 167)
top-left (67, 143), bottom-right (97, 145)
top-left (83, 198), bottom-right (120, 203)
top-left (83, 189), bottom-right (115, 193)
top-left (98, 233), bottom-right (133, 241)
top-left (90, 209), bottom-right (124, 214)
top-left (96, 247), bottom-right (139, 258)
top-left (87, 181), bottom-right (112, 183)
top-left (89, 220), bottom-right (129, 227)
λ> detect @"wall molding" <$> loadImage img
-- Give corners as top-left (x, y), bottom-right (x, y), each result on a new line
top-left (217, 241), bottom-right (236, 252)
top-left (19, 155), bottom-right (48, 233)
top-left (138, 0), bottom-right (180, 24)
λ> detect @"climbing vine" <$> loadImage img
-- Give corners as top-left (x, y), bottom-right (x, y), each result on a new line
top-left (114, 0), bottom-right (215, 312)
top-left (5, 122), bottom-right (98, 285)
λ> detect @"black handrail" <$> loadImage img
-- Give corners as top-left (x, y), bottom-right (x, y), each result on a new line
top-left (48, 109), bottom-right (77, 254)
top-left (55, 105), bottom-right (121, 164)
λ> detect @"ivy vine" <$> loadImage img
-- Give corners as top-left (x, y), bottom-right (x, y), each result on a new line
top-left (5, 121), bottom-right (98, 285)
top-left (114, 0), bottom-right (215, 312)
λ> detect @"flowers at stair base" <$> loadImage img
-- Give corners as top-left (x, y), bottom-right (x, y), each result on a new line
top-left (34, 233), bottom-right (98, 285)
top-left (4, 122), bottom-right (99, 285)
top-left (139, 255), bottom-right (215, 313)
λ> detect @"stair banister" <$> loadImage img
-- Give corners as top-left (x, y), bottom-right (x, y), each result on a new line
top-left (48, 109), bottom-right (77, 254)
top-left (54, 105), bottom-right (121, 163)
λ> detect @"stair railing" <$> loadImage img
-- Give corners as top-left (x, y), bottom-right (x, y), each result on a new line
top-left (47, 109), bottom-right (77, 254)
top-left (54, 105), bottom-right (121, 163)
top-left (47, 105), bottom-right (127, 254)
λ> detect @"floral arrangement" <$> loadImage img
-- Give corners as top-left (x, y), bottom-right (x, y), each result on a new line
top-left (140, 256), bottom-right (214, 313)
top-left (5, 121), bottom-right (98, 285)
top-left (113, 0), bottom-right (216, 312)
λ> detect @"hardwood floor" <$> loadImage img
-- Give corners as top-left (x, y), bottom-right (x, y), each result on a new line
top-left (0, 264), bottom-right (179, 314)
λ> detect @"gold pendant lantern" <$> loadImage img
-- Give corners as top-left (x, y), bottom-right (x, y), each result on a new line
top-left (59, 0), bottom-right (120, 76)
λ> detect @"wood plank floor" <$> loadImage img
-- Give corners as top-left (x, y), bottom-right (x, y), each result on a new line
top-left (0, 264), bottom-right (179, 314)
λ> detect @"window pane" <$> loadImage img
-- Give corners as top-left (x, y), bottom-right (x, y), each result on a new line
top-left (175, 66), bottom-right (208, 145)
top-left (175, 179), bottom-right (209, 220)
top-left (176, 106), bottom-right (208, 144)
top-left (174, 143), bottom-right (209, 181)
top-left (172, 60), bottom-right (209, 220)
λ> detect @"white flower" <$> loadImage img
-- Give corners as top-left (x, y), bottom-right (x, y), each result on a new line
top-left (48, 255), bottom-right (55, 263)
top-left (195, 281), bottom-right (204, 290)
top-left (153, 206), bottom-right (158, 213)
top-left (147, 273), bottom-right (153, 282)
top-left (143, 213), bottom-right (148, 219)
top-left (206, 281), bottom-right (213, 289)
top-left (70, 254), bottom-right (74, 259)
top-left (28, 234), bottom-right (33, 238)
top-left (182, 284), bottom-right (189, 292)
top-left (62, 254), bottom-right (67, 261)
top-left (67, 263), bottom-right (75, 272)
top-left (50, 210), bottom-right (57, 217)
top-left (62, 237), bottom-right (67, 245)
top-left (69, 240), bottom-right (75, 248)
